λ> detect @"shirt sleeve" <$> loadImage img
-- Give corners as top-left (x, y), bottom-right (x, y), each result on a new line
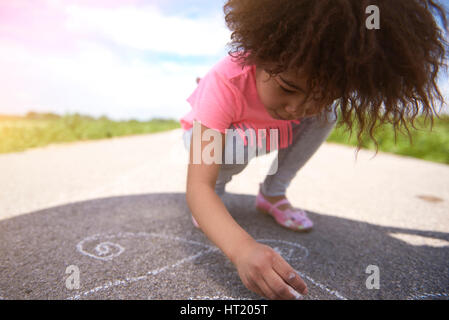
top-left (186, 69), bottom-right (238, 134)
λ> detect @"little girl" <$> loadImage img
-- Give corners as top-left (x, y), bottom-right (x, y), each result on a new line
top-left (180, 0), bottom-right (448, 300)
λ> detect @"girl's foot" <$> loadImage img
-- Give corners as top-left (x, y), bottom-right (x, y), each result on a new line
top-left (255, 183), bottom-right (313, 231)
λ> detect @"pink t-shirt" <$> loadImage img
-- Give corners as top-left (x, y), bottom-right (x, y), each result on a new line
top-left (179, 54), bottom-right (301, 152)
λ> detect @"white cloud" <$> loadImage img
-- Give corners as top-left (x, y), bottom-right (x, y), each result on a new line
top-left (0, 2), bottom-right (231, 120)
top-left (65, 4), bottom-right (231, 56)
top-left (0, 41), bottom-right (215, 120)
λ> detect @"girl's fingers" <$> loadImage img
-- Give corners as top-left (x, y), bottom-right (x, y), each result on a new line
top-left (262, 269), bottom-right (303, 300)
top-left (257, 275), bottom-right (277, 300)
top-left (271, 253), bottom-right (308, 295)
top-left (247, 276), bottom-right (272, 300)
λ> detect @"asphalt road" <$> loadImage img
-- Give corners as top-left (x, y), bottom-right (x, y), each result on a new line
top-left (0, 129), bottom-right (448, 300)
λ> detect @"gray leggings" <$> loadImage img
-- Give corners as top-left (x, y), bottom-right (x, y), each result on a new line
top-left (183, 105), bottom-right (338, 197)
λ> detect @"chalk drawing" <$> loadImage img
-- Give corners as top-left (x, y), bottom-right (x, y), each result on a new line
top-left (294, 270), bottom-right (348, 300)
top-left (70, 231), bottom-right (348, 300)
top-left (0, 231), bottom-right (444, 300)
top-left (257, 239), bottom-right (309, 261)
top-left (68, 247), bottom-right (216, 300)
top-left (407, 292), bottom-right (449, 300)
top-left (77, 239), bottom-right (124, 261)
top-left (76, 231), bottom-right (212, 261)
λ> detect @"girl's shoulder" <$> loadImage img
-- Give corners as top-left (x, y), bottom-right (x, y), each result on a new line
top-left (210, 54), bottom-right (254, 84)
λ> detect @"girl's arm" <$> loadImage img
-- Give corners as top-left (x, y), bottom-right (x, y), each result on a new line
top-left (185, 122), bottom-right (307, 300)
top-left (186, 122), bottom-right (254, 260)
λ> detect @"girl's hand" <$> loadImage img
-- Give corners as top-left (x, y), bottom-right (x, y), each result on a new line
top-left (232, 239), bottom-right (308, 300)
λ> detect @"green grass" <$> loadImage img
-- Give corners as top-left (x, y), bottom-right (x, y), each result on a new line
top-left (327, 113), bottom-right (449, 165)
top-left (0, 112), bottom-right (180, 154)
top-left (0, 111), bottom-right (448, 165)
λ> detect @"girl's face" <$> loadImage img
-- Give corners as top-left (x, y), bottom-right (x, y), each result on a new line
top-left (255, 65), bottom-right (335, 120)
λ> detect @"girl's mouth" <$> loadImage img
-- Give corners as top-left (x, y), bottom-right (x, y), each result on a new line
top-left (273, 109), bottom-right (298, 120)
top-left (267, 108), bottom-right (286, 120)
top-left (267, 107), bottom-right (303, 120)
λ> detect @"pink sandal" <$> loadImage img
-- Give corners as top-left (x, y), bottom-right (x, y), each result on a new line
top-left (191, 187), bottom-right (314, 231)
top-left (255, 188), bottom-right (313, 231)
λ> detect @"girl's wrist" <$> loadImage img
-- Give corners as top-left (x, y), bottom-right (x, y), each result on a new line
top-left (227, 236), bottom-right (257, 266)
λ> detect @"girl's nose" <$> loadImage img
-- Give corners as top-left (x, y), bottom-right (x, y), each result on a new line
top-left (285, 106), bottom-right (303, 118)
top-left (285, 106), bottom-right (296, 114)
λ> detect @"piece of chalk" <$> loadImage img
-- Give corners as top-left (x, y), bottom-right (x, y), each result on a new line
top-left (287, 285), bottom-right (303, 300)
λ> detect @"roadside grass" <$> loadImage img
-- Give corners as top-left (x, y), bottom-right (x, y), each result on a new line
top-left (0, 112), bottom-right (180, 154)
top-left (327, 113), bottom-right (449, 165)
top-left (0, 111), bottom-right (448, 165)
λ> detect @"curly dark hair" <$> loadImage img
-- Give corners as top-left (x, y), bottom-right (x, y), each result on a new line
top-left (223, 0), bottom-right (449, 154)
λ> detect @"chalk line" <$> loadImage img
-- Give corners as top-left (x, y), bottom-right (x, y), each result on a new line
top-left (257, 238), bottom-right (309, 261)
top-left (407, 292), bottom-right (449, 300)
top-left (294, 270), bottom-right (348, 300)
top-left (71, 232), bottom-right (347, 300)
top-left (67, 247), bottom-right (216, 300)
top-left (76, 231), bottom-right (213, 261)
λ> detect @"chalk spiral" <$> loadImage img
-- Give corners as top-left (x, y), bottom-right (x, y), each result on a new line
top-left (77, 236), bottom-right (125, 261)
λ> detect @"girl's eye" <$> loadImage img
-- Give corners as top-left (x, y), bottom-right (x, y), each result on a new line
top-left (278, 84), bottom-right (296, 94)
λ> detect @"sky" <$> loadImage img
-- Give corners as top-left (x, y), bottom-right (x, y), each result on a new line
top-left (0, 0), bottom-right (448, 121)
top-left (0, 0), bottom-right (231, 121)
